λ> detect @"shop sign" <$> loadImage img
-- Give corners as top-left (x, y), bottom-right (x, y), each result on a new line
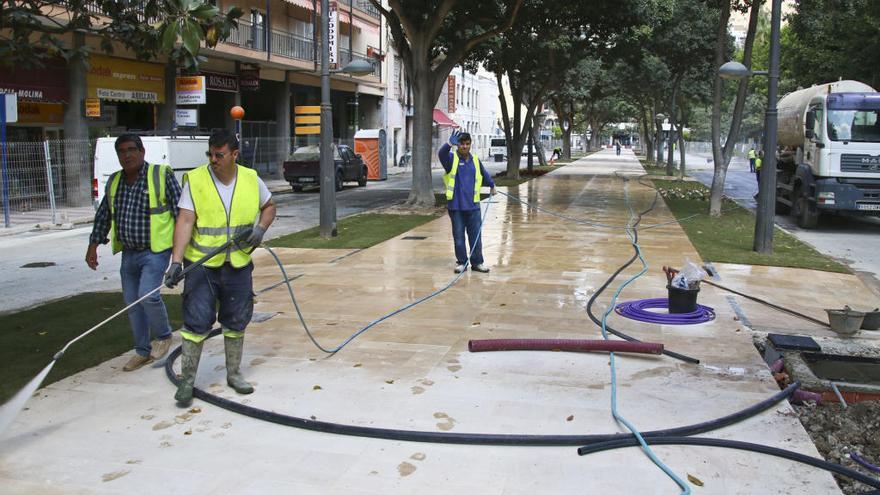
top-left (17, 101), bottom-right (64, 125)
top-left (447, 75), bottom-right (455, 114)
top-left (202, 71), bottom-right (239, 93)
top-left (96, 88), bottom-right (159, 103)
top-left (85, 98), bottom-right (102, 118)
top-left (328, 1), bottom-right (338, 66)
top-left (87, 55), bottom-right (165, 103)
top-left (0, 61), bottom-right (69, 103)
top-left (87, 105), bottom-right (117, 127)
top-left (175, 109), bottom-right (198, 128)
top-left (240, 69), bottom-right (260, 92)
top-left (176, 76), bottom-right (206, 105)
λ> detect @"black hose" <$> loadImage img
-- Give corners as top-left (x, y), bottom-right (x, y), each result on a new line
top-left (576, 436), bottom-right (880, 490)
top-left (584, 183), bottom-right (700, 364)
top-left (163, 340), bottom-right (794, 446)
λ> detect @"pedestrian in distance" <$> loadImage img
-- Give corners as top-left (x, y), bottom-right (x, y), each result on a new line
top-left (755, 150), bottom-right (763, 184)
top-left (163, 130), bottom-right (277, 407)
top-left (85, 134), bottom-right (182, 371)
top-left (439, 130), bottom-right (496, 274)
top-left (615, 140), bottom-right (622, 156)
top-left (748, 146), bottom-right (756, 173)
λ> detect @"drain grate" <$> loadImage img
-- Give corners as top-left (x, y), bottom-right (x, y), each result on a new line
top-left (802, 353), bottom-right (880, 384)
top-left (401, 236), bottom-right (427, 240)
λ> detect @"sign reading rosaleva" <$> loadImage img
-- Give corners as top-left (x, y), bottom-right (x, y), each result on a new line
top-left (176, 76), bottom-right (206, 105)
top-left (96, 88), bottom-right (159, 103)
top-left (202, 71), bottom-right (238, 93)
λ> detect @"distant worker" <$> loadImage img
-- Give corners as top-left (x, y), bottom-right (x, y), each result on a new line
top-left (615, 140), bottom-right (622, 156)
top-left (755, 150), bottom-right (764, 185)
top-left (551, 146), bottom-right (562, 161)
top-left (164, 130), bottom-right (276, 407)
top-left (748, 147), bottom-right (756, 173)
top-left (85, 134), bottom-right (181, 372)
top-left (439, 130), bottom-right (496, 274)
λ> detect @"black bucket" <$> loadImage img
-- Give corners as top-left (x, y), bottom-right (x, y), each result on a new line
top-left (667, 285), bottom-right (699, 314)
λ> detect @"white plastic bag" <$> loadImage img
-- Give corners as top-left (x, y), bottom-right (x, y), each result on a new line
top-left (671, 259), bottom-right (707, 290)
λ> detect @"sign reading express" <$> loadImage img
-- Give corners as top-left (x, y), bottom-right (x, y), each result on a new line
top-left (87, 55), bottom-right (165, 103)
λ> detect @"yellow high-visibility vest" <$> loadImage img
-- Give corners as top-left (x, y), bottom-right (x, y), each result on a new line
top-left (183, 164), bottom-right (260, 268)
top-left (755, 158), bottom-right (763, 170)
top-left (443, 152), bottom-right (483, 202)
top-left (107, 163), bottom-right (174, 254)
top-left (748, 149), bottom-right (756, 159)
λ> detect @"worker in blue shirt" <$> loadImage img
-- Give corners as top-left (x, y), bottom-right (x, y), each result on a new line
top-left (438, 130), bottom-right (496, 273)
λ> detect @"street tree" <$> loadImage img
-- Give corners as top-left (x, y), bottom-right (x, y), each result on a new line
top-left (0, 0), bottom-right (242, 71)
top-left (708, 0), bottom-right (761, 216)
top-left (370, 0), bottom-right (524, 206)
top-left (783, 0), bottom-right (880, 89)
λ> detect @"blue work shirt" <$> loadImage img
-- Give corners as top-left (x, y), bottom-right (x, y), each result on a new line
top-left (438, 143), bottom-right (495, 211)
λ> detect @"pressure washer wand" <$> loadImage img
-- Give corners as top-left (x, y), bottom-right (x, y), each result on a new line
top-left (0, 229), bottom-right (251, 437)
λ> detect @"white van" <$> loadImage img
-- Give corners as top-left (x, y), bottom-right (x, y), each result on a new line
top-left (93, 136), bottom-right (209, 207)
top-left (489, 138), bottom-right (506, 162)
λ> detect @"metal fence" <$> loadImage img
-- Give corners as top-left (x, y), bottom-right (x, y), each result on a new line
top-left (0, 139), bottom-right (94, 226)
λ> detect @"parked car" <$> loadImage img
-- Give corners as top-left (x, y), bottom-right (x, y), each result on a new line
top-left (283, 144), bottom-right (368, 192)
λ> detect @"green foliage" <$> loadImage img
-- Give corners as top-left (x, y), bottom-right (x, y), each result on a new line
top-left (0, 0), bottom-right (241, 71)
top-left (652, 179), bottom-right (849, 273)
top-left (783, 0), bottom-right (880, 89)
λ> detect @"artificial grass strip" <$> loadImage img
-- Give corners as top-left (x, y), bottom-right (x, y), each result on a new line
top-left (652, 179), bottom-right (849, 273)
top-left (0, 292), bottom-right (183, 403)
top-left (266, 213), bottom-right (441, 249)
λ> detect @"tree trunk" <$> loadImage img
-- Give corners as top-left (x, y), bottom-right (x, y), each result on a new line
top-left (677, 130), bottom-right (686, 180)
top-left (532, 118), bottom-right (548, 167)
top-left (408, 71), bottom-right (438, 207)
top-left (666, 78), bottom-right (681, 175)
top-left (710, 0), bottom-right (760, 216)
top-left (562, 126), bottom-right (572, 159)
top-left (63, 32), bottom-right (90, 207)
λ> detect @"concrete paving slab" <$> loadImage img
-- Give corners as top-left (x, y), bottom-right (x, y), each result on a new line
top-left (2, 149), bottom-right (868, 494)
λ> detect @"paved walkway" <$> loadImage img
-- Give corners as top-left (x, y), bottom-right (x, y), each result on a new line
top-left (2, 149), bottom-right (877, 494)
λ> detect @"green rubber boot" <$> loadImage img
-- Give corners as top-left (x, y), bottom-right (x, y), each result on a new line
top-left (225, 336), bottom-right (254, 394)
top-left (175, 338), bottom-right (203, 407)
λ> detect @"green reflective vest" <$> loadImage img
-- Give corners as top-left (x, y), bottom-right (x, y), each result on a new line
top-left (755, 157), bottom-right (763, 171)
top-left (443, 152), bottom-right (483, 202)
top-left (748, 149), bottom-right (756, 159)
top-left (183, 164), bottom-right (260, 268)
top-left (108, 163), bottom-right (174, 254)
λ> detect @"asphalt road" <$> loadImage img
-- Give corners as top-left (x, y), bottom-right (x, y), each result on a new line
top-left (683, 151), bottom-right (880, 292)
top-left (0, 160), bottom-right (510, 313)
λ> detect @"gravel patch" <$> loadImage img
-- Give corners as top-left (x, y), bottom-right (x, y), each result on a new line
top-left (794, 400), bottom-right (880, 494)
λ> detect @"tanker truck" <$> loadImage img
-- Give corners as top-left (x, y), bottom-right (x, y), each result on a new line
top-left (774, 80), bottom-right (880, 228)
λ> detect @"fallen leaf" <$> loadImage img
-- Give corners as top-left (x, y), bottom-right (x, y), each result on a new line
top-left (385, 379), bottom-right (394, 384)
top-left (183, 429), bottom-right (192, 436)
top-left (189, 407), bottom-right (201, 414)
top-left (313, 385), bottom-right (322, 390)
top-left (566, 415), bottom-right (574, 422)
top-left (37, 331), bottom-right (47, 336)
top-left (353, 363), bottom-right (362, 368)
top-left (471, 322), bottom-right (480, 326)
top-left (687, 474), bottom-right (703, 487)
top-left (500, 303), bottom-right (506, 307)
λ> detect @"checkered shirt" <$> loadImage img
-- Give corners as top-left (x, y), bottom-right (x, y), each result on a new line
top-left (89, 162), bottom-right (182, 250)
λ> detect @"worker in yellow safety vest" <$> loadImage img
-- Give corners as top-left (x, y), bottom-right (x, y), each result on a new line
top-left (163, 130), bottom-right (276, 407)
top-left (86, 134), bottom-right (182, 372)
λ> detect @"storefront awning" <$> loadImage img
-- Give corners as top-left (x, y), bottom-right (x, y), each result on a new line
top-left (86, 55), bottom-right (165, 104)
top-left (433, 109), bottom-right (460, 128)
top-left (0, 62), bottom-right (69, 103)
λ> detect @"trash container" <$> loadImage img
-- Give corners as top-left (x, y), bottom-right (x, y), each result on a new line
top-left (354, 129), bottom-right (387, 180)
top-left (667, 285), bottom-right (699, 314)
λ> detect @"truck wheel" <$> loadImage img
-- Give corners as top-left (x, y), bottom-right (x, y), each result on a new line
top-left (358, 167), bottom-right (368, 187)
top-left (292, 184), bottom-right (303, 192)
top-left (791, 188), bottom-right (819, 229)
top-left (335, 171), bottom-right (344, 191)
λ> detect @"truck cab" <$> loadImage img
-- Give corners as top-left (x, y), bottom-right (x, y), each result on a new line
top-left (775, 82), bottom-right (880, 227)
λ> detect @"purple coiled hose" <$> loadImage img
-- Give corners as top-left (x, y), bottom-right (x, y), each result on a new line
top-left (615, 298), bottom-right (715, 325)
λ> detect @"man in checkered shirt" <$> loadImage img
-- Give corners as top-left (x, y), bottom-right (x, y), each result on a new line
top-left (86, 134), bottom-right (182, 372)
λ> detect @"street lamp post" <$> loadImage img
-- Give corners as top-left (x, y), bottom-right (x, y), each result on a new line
top-left (319, 0), bottom-right (373, 238)
top-left (655, 113), bottom-right (665, 164)
top-left (718, 0), bottom-right (781, 254)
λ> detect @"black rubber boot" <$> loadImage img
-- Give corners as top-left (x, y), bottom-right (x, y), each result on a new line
top-left (225, 336), bottom-right (254, 394)
top-left (175, 338), bottom-right (203, 407)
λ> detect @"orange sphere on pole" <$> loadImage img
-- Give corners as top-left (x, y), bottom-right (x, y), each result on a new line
top-left (230, 106), bottom-right (245, 120)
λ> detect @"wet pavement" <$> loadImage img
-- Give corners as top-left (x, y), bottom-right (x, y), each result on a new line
top-left (2, 149), bottom-right (878, 494)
